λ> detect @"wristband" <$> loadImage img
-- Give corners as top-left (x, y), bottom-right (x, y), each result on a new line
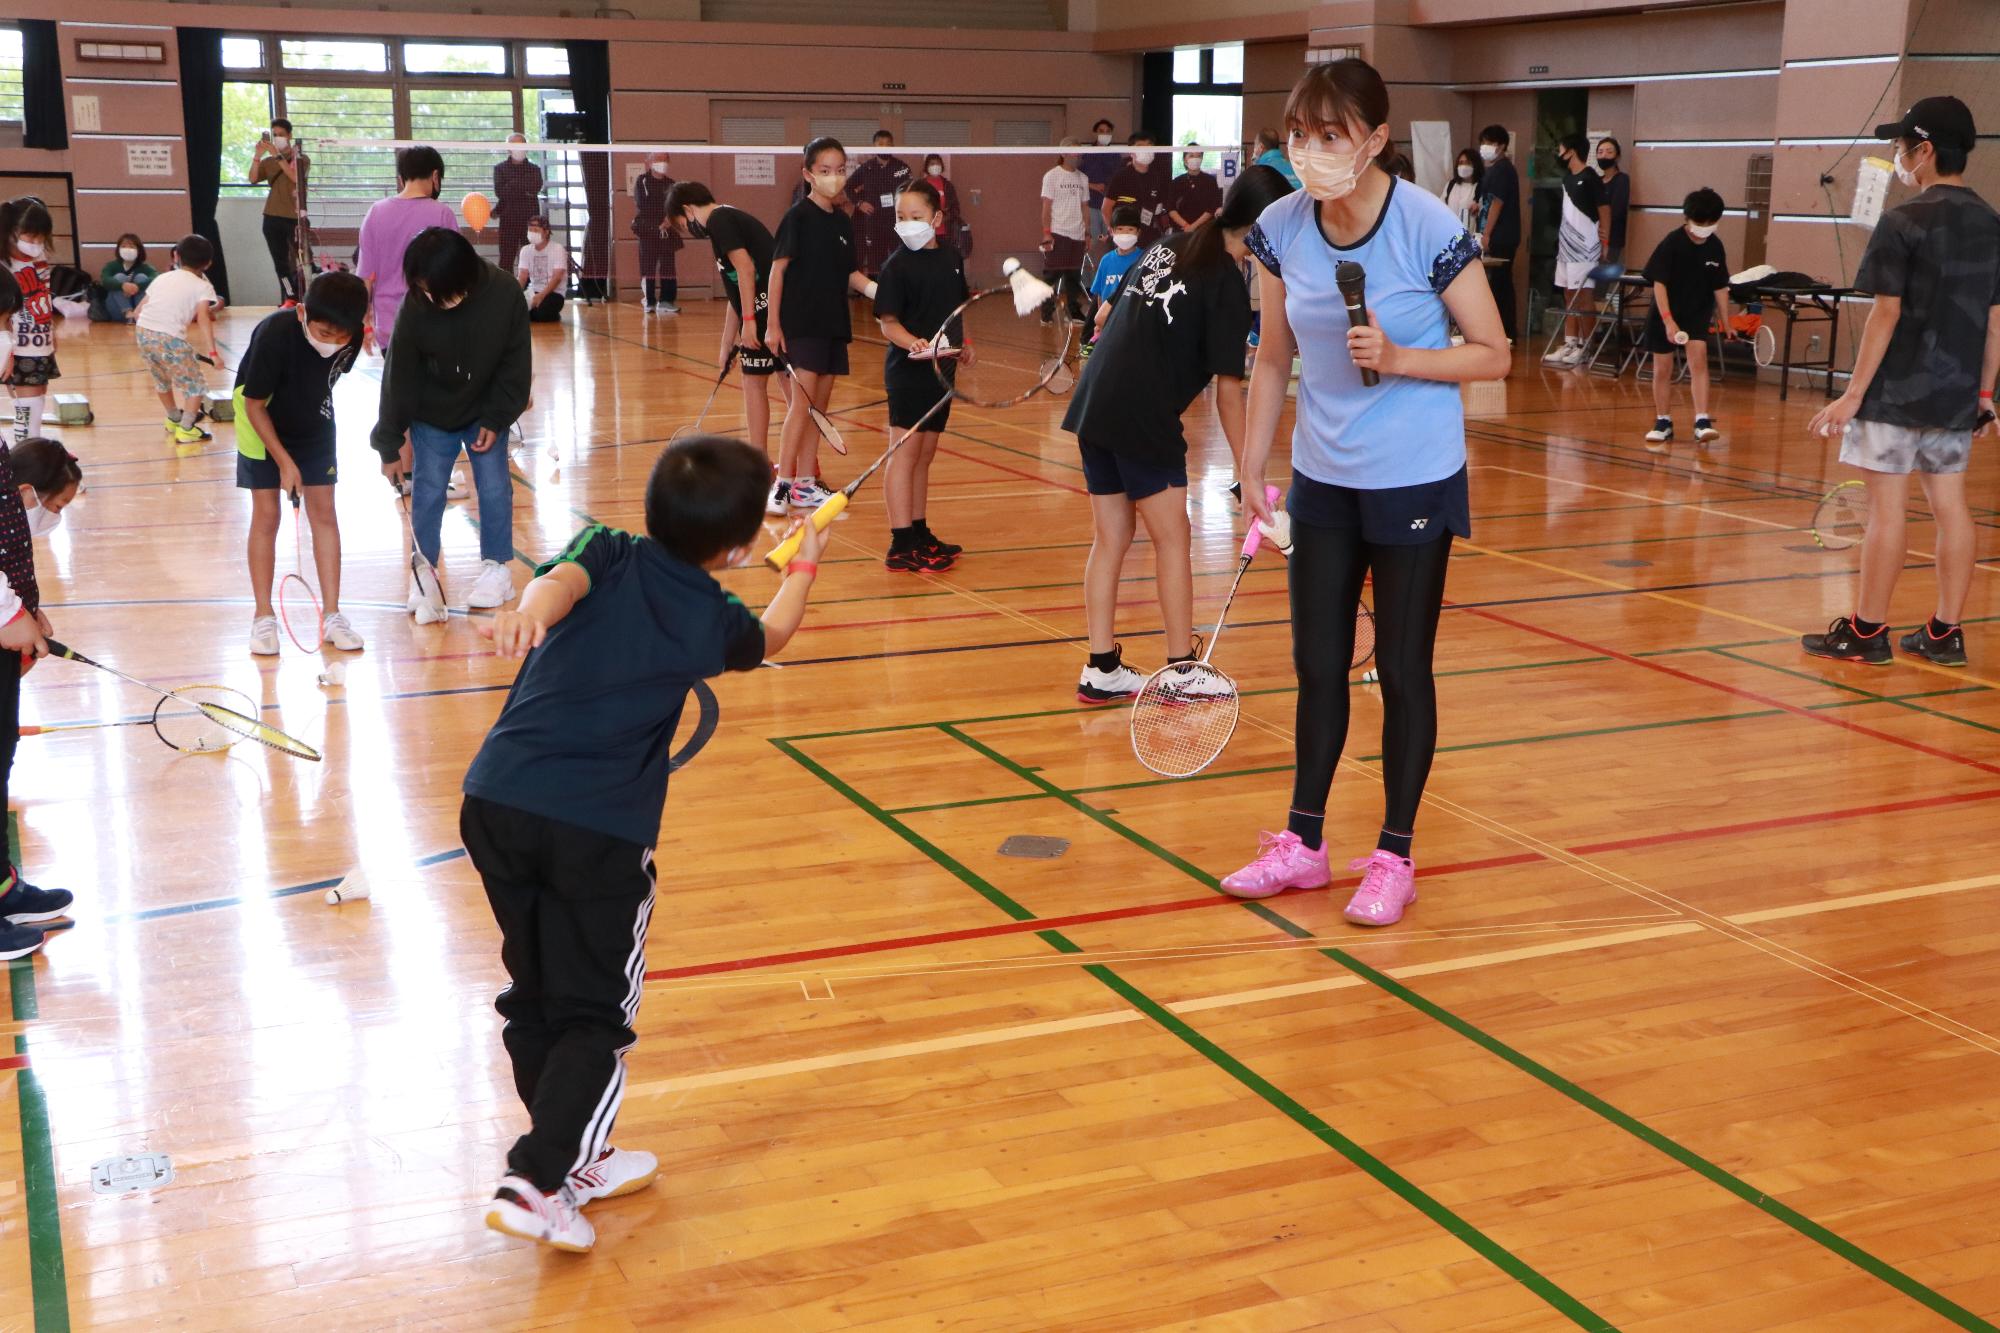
top-left (1981, 391), bottom-right (1994, 400)
top-left (787, 560), bottom-right (818, 577)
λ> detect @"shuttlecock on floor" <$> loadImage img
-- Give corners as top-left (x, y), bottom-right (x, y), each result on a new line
top-left (317, 661), bottom-right (347, 688)
top-left (325, 870), bottom-right (371, 905)
top-left (1003, 257), bottom-right (1055, 316)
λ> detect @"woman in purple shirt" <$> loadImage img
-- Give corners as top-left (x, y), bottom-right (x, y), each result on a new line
top-left (357, 147), bottom-right (459, 352)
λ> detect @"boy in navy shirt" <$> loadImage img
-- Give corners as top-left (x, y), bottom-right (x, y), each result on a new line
top-left (467, 436), bottom-right (827, 1252)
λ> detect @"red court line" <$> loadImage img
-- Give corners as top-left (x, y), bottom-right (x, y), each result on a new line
top-left (1572, 785), bottom-right (2000, 854)
top-left (0, 1054), bottom-right (26, 1072)
top-left (936, 445), bottom-right (1089, 495)
top-left (647, 852), bottom-right (1545, 980)
top-left (1464, 606), bottom-right (2000, 778)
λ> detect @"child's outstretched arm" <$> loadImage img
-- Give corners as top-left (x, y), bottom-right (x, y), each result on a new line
top-left (479, 560), bottom-right (589, 657)
top-left (756, 516), bottom-right (828, 658)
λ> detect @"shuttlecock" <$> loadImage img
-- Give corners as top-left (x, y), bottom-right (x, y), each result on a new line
top-left (324, 870), bottom-right (371, 905)
top-left (1256, 512), bottom-right (1294, 557)
top-left (1003, 257), bottom-right (1055, 316)
top-left (316, 662), bottom-right (347, 688)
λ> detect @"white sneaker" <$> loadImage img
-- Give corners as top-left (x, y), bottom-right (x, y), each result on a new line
top-left (788, 478), bottom-right (836, 511)
top-left (409, 577), bottom-right (449, 625)
top-left (658, 302), bottom-right (680, 316)
top-left (1542, 343), bottom-right (1573, 364)
top-left (1077, 647), bottom-right (1147, 705)
top-left (483, 1175), bottom-right (594, 1253)
top-left (446, 474), bottom-right (469, 502)
top-left (249, 615), bottom-right (281, 657)
top-left (767, 478), bottom-right (791, 516)
top-left (567, 1147), bottom-right (658, 1205)
top-left (321, 612), bottom-right (364, 652)
top-left (467, 559), bottom-right (516, 609)
top-left (1693, 417), bottom-right (1721, 443)
top-left (1159, 661), bottom-right (1233, 700)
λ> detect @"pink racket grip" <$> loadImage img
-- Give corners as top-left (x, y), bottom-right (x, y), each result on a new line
top-left (1238, 484), bottom-right (1282, 558)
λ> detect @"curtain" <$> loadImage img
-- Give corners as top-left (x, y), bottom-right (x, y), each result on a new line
top-left (21, 21), bottom-right (67, 151)
top-left (1139, 52), bottom-right (1173, 146)
top-left (564, 40), bottom-right (612, 300)
top-left (176, 28), bottom-right (231, 303)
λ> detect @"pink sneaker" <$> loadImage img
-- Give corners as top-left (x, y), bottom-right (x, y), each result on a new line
top-left (1220, 830), bottom-right (1331, 899)
top-left (1343, 851), bottom-right (1417, 926)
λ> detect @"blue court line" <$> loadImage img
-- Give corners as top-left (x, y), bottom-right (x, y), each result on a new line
top-left (103, 847), bottom-right (470, 923)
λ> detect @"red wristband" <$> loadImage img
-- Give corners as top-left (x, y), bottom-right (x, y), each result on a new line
top-left (787, 560), bottom-right (818, 577)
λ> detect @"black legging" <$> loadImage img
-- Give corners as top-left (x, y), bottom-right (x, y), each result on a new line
top-left (1288, 518), bottom-right (1452, 834)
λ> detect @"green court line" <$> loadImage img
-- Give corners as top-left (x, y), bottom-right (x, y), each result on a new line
top-left (770, 743), bottom-right (1616, 1328)
top-left (924, 729), bottom-right (1995, 1328)
top-left (7, 813), bottom-right (66, 1333)
top-left (1710, 649), bottom-right (2000, 737)
top-left (1319, 950), bottom-right (1998, 1332)
top-left (1082, 963), bottom-right (1613, 1330)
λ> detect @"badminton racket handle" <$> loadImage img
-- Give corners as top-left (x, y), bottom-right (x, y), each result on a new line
top-left (763, 492), bottom-right (849, 571)
top-left (1238, 487), bottom-right (1281, 559)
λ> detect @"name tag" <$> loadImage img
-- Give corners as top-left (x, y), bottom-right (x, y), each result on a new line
top-left (880, 194), bottom-right (894, 208)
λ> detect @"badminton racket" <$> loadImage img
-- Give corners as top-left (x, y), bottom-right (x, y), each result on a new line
top-left (21, 685), bottom-right (263, 755)
top-left (674, 348), bottom-right (736, 443)
top-left (394, 481), bottom-right (447, 618)
top-left (277, 490), bottom-right (322, 653)
top-left (42, 642), bottom-right (320, 761)
top-left (938, 259), bottom-right (1077, 406)
top-left (1811, 479), bottom-right (1866, 551)
top-left (763, 387), bottom-right (955, 571)
top-left (1130, 515), bottom-right (1269, 777)
top-left (772, 355), bottom-right (849, 456)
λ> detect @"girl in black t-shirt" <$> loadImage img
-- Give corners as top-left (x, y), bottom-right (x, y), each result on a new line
top-left (874, 180), bottom-right (971, 572)
top-left (768, 137), bottom-right (878, 513)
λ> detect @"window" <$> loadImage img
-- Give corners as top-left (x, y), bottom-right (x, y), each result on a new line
top-left (0, 28), bottom-right (23, 127)
top-left (1212, 42), bottom-right (1244, 85)
top-left (280, 84), bottom-right (396, 230)
top-left (404, 43), bottom-right (509, 76)
top-left (524, 46), bottom-right (569, 79)
top-left (221, 36), bottom-right (266, 70)
top-left (1172, 49), bottom-right (1202, 84)
top-left (280, 40), bottom-right (388, 73)
top-left (409, 85), bottom-right (515, 198)
top-left (220, 81), bottom-right (274, 193)
top-left (530, 91), bottom-right (584, 259)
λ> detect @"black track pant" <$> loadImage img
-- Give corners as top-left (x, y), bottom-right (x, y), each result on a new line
top-left (0, 651), bottom-right (16, 844)
top-left (1288, 520), bottom-right (1452, 835)
top-left (261, 215), bottom-right (299, 301)
top-left (461, 795), bottom-right (656, 1194)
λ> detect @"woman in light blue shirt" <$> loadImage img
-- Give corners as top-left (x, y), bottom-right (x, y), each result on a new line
top-left (1220, 58), bottom-right (1510, 927)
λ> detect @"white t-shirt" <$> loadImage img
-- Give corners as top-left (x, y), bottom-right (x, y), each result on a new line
top-left (517, 241), bottom-right (568, 295)
top-left (135, 268), bottom-right (218, 338)
top-left (1041, 166), bottom-right (1089, 241)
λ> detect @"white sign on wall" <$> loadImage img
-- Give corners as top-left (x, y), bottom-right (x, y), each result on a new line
top-left (71, 95), bottom-right (102, 134)
top-left (733, 154), bottom-right (775, 187)
top-left (125, 142), bottom-right (173, 176)
top-left (624, 161), bottom-right (645, 193)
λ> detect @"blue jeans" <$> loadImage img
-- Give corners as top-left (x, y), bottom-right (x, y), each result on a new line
top-left (104, 287), bottom-right (139, 321)
top-left (410, 420), bottom-right (513, 567)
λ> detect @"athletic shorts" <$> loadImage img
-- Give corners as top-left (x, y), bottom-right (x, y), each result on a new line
top-left (1839, 419), bottom-right (1972, 476)
top-left (738, 347), bottom-right (777, 377)
top-left (887, 362), bottom-right (952, 431)
top-left (784, 336), bottom-right (849, 377)
top-left (1555, 256), bottom-right (1601, 291)
top-left (137, 328), bottom-right (206, 398)
top-left (1078, 440), bottom-right (1186, 501)
top-left (3, 355), bottom-right (57, 388)
top-left (1287, 465), bottom-right (1471, 546)
top-left (237, 435), bottom-right (337, 490)
top-left (1642, 305), bottom-right (1713, 355)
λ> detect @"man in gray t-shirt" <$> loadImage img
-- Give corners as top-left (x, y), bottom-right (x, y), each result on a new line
top-left (1804, 96), bottom-right (1999, 669)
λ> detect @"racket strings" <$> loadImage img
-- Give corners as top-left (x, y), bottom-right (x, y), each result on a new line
top-left (277, 502), bottom-right (322, 653)
top-left (1131, 663), bottom-right (1242, 778)
top-left (152, 685), bottom-right (259, 755)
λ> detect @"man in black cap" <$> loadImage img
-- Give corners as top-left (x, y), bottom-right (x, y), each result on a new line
top-left (1803, 95), bottom-right (1999, 669)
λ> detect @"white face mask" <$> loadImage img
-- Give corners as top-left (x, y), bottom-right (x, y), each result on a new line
top-left (1132, 150), bottom-right (1155, 169)
top-left (926, 164), bottom-right (944, 178)
top-left (1687, 223), bottom-right (1716, 240)
top-left (650, 163), bottom-right (669, 177)
top-left (1893, 148), bottom-right (1919, 187)
top-left (15, 239), bottom-right (44, 260)
top-left (894, 218), bottom-right (934, 250)
top-left (302, 322), bottom-right (348, 357)
top-left (1095, 133), bottom-right (1112, 146)
top-left (23, 496), bottom-right (61, 537)
top-left (119, 247), bottom-right (140, 262)
top-left (1291, 139), bottom-right (1370, 203)
top-left (1479, 143), bottom-right (1499, 162)
top-left (271, 136), bottom-right (290, 152)
top-left (1456, 164), bottom-right (1474, 180)
top-left (811, 172), bottom-right (847, 200)
top-left (528, 232), bottom-right (548, 248)
top-left (508, 147), bottom-right (527, 161)
top-left (1112, 232), bottom-right (1139, 252)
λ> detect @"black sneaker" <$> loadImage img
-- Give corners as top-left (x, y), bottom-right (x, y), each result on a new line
top-left (884, 547), bottom-right (953, 573)
top-left (917, 530), bottom-right (962, 560)
top-left (1693, 416), bottom-right (1720, 443)
top-left (1900, 623), bottom-right (1967, 667)
top-left (0, 871), bottom-right (73, 925)
top-left (0, 919), bottom-right (44, 962)
top-left (1802, 616), bottom-right (1891, 665)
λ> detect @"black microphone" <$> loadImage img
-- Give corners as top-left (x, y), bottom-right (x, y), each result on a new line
top-left (1334, 260), bottom-right (1377, 387)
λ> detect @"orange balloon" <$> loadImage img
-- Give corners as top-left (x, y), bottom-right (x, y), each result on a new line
top-left (461, 192), bottom-right (492, 233)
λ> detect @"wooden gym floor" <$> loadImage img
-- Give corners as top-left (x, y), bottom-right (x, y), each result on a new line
top-left (5, 297), bottom-right (2000, 1331)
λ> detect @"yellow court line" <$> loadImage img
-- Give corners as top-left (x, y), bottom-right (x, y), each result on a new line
top-left (628, 922), bottom-right (1704, 1100)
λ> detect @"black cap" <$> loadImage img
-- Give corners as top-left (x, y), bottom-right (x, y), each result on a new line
top-left (1875, 95), bottom-right (1977, 151)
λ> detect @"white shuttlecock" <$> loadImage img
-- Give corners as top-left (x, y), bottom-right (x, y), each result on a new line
top-left (324, 871), bottom-right (371, 905)
top-left (1003, 258), bottom-right (1055, 316)
top-left (1256, 512), bottom-right (1294, 556)
top-left (316, 662), bottom-right (347, 688)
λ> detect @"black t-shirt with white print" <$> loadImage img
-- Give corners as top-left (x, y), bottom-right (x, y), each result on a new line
top-left (1642, 226), bottom-right (1729, 333)
top-left (701, 204), bottom-right (775, 324)
top-left (1061, 238), bottom-right (1252, 467)
top-left (1854, 184), bottom-right (2000, 431)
